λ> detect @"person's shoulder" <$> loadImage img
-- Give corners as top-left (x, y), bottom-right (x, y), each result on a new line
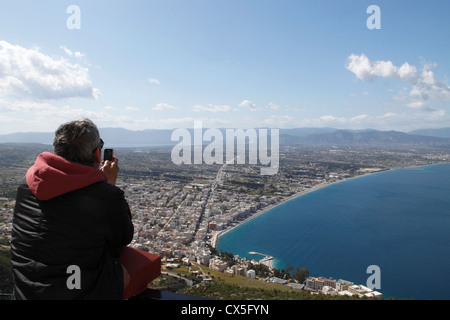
top-left (15, 183), bottom-right (34, 199)
top-left (84, 181), bottom-right (125, 198)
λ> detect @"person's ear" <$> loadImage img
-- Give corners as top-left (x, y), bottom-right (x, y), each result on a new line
top-left (94, 148), bottom-right (101, 164)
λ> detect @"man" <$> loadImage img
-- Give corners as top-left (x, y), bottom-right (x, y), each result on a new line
top-left (11, 118), bottom-right (134, 299)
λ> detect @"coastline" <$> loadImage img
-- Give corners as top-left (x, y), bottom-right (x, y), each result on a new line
top-left (207, 162), bottom-right (450, 299)
top-left (211, 169), bottom-right (388, 249)
top-left (211, 162), bottom-right (450, 250)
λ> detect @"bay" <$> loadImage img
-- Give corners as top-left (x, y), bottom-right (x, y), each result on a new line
top-left (217, 163), bottom-right (450, 300)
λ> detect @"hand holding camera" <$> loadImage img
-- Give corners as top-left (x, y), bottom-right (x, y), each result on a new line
top-left (101, 149), bottom-right (119, 185)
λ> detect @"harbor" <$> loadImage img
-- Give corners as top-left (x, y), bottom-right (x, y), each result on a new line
top-left (249, 252), bottom-right (274, 269)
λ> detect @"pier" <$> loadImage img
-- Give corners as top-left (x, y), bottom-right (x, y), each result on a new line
top-left (249, 252), bottom-right (274, 269)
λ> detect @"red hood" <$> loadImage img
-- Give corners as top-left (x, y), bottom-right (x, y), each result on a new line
top-left (26, 152), bottom-right (107, 200)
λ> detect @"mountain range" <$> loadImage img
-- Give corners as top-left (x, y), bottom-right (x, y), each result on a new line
top-left (1, 127), bottom-right (450, 148)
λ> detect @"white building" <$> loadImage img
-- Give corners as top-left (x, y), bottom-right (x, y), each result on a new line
top-left (336, 279), bottom-right (354, 291)
top-left (209, 258), bottom-right (228, 272)
top-left (347, 284), bottom-right (382, 298)
top-left (247, 269), bottom-right (256, 279)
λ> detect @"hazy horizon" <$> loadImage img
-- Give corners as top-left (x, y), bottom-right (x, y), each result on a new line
top-left (1, 125), bottom-right (450, 135)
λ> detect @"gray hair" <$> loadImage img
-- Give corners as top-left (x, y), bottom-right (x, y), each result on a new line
top-left (53, 118), bottom-right (101, 166)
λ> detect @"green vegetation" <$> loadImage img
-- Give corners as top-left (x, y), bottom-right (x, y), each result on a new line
top-left (210, 247), bottom-right (308, 281)
top-left (180, 279), bottom-right (309, 300)
top-left (149, 274), bottom-right (188, 292)
top-left (179, 280), bottom-right (365, 300)
top-left (174, 263), bottom-right (372, 300)
top-left (274, 267), bottom-right (310, 284)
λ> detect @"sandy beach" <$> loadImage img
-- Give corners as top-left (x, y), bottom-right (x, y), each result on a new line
top-left (210, 170), bottom-right (387, 249)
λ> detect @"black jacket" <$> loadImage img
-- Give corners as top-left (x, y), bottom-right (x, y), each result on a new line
top-left (11, 152), bottom-right (134, 300)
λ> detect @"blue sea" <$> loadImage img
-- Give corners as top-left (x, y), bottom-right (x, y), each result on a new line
top-left (217, 163), bottom-right (450, 300)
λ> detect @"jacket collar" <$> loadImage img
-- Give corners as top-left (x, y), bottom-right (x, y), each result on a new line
top-left (26, 152), bottom-right (107, 200)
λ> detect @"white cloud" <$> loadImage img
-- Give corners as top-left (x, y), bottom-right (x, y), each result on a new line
top-left (148, 77), bottom-right (161, 85)
top-left (192, 104), bottom-right (231, 112)
top-left (60, 45), bottom-right (85, 59)
top-left (267, 102), bottom-right (280, 110)
top-left (126, 106), bottom-right (139, 111)
top-left (0, 98), bottom-right (121, 133)
top-left (406, 101), bottom-right (426, 110)
top-left (347, 53), bottom-right (450, 110)
top-left (152, 103), bottom-right (178, 111)
top-left (1, 94), bottom-right (447, 134)
top-left (347, 53), bottom-right (407, 82)
top-left (262, 114), bottom-right (295, 127)
top-left (305, 111), bottom-right (448, 132)
top-left (239, 99), bottom-right (259, 111)
top-left (397, 62), bottom-right (418, 83)
top-left (255, 109), bottom-right (448, 132)
top-left (0, 41), bottom-right (99, 100)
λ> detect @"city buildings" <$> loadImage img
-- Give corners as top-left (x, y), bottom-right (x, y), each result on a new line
top-left (2, 144), bottom-right (448, 297)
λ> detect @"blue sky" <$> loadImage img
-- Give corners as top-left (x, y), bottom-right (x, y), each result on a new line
top-left (0, 0), bottom-right (450, 134)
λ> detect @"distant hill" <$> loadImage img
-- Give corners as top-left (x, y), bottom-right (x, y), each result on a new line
top-left (408, 127), bottom-right (450, 139)
top-left (0, 128), bottom-right (175, 147)
top-left (280, 130), bottom-right (450, 147)
top-left (0, 131), bottom-right (54, 145)
top-left (1, 127), bottom-right (450, 148)
top-left (99, 128), bottom-right (173, 147)
top-left (276, 127), bottom-right (337, 137)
